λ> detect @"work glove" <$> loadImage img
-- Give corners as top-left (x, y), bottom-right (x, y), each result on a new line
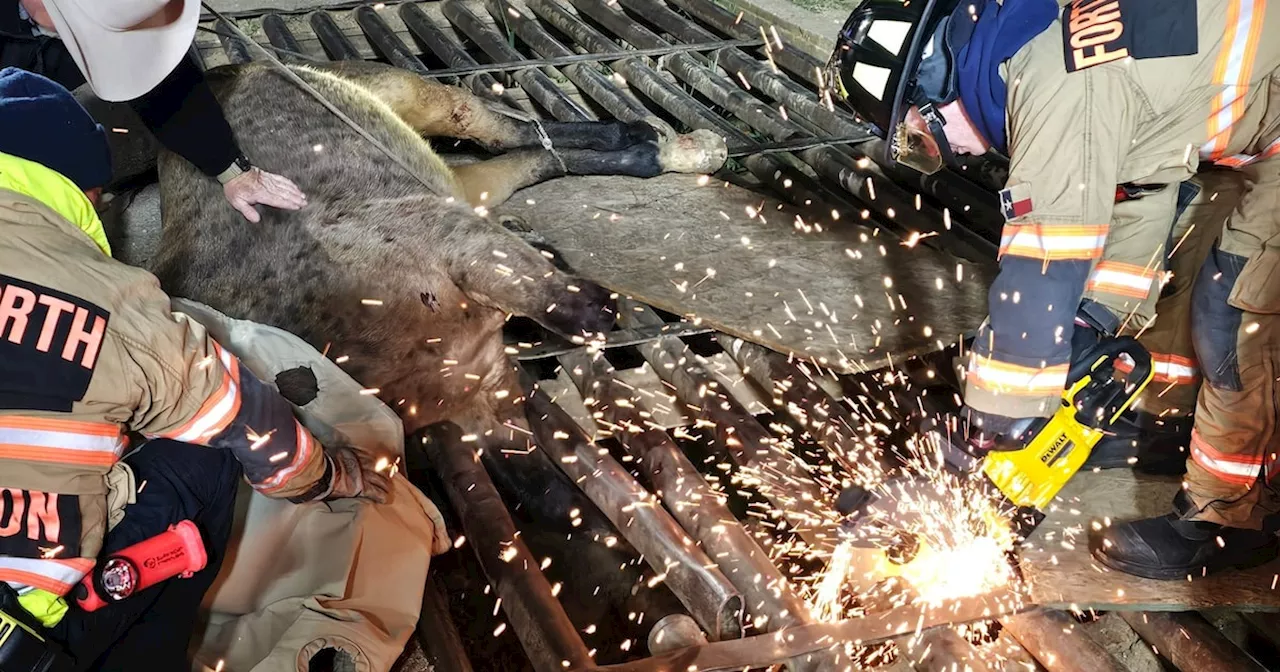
top-left (416, 487), bottom-right (453, 556)
top-left (323, 446), bottom-right (392, 504)
top-left (223, 167), bottom-right (307, 223)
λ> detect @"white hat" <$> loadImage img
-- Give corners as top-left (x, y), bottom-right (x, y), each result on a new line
top-left (42, 0), bottom-right (203, 102)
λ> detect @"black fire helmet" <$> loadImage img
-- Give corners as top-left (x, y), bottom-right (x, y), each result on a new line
top-left (827, 0), bottom-right (971, 174)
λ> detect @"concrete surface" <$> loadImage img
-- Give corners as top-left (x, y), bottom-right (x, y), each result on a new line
top-left (707, 0), bottom-right (856, 61)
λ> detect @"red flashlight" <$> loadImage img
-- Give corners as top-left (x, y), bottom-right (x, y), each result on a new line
top-left (75, 520), bottom-right (208, 612)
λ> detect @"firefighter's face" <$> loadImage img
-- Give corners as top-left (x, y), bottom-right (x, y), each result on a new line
top-left (904, 101), bottom-right (990, 157)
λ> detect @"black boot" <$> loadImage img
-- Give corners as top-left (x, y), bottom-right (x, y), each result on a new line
top-left (1089, 504), bottom-right (1280, 580)
top-left (1084, 412), bottom-right (1191, 475)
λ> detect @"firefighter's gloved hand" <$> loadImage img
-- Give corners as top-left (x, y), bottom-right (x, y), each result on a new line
top-left (961, 406), bottom-right (1028, 445)
top-left (325, 446), bottom-right (391, 504)
top-left (224, 167), bottom-right (307, 223)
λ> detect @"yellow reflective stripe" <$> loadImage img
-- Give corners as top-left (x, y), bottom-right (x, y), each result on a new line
top-left (0, 152), bottom-right (110, 256)
top-left (1214, 137), bottom-right (1280, 168)
top-left (1117, 352), bottom-right (1200, 384)
top-left (16, 588), bottom-right (69, 628)
top-left (1202, 0), bottom-right (1267, 160)
top-left (998, 223), bottom-right (1109, 261)
top-left (966, 356), bottom-right (1069, 395)
top-left (1086, 261), bottom-right (1157, 299)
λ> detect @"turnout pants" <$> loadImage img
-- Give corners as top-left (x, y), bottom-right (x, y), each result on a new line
top-left (49, 440), bottom-right (241, 671)
top-left (1182, 150), bottom-right (1280, 528)
top-left (1103, 170), bottom-right (1250, 420)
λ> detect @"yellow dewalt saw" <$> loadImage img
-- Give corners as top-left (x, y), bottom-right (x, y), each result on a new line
top-left (979, 335), bottom-right (1155, 534)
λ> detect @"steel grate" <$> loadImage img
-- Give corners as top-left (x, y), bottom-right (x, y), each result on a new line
top-left (187, 3), bottom-right (1280, 672)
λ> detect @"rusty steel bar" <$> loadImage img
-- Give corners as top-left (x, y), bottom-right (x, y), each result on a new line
top-left (424, 423), bottom-right (593, 672)
top-left (715, 334), bottom-right (882, 482)
top-left (999, 609), bottom-right (1125, 672)
top-left (354, 5), bottom-right (433, 76)
top-left (1120, 611), bottom-right (1267, 672)
top-left (522, 0), bottom-right (837, 212)
top-left (615, 300), bottom-right (835, 551)
top-left (215, 18), bottom-right (253, 64)
top-left (400, 3), bottom-right (523, 106)
top-left (569, 0), bottom-right (801, 143)
top-left (658, 0), bottom-right (824, 88)
top-left (442, 0), bottom-right (594, 122)
top-left (619, 0), bottom-right (861, 137)
top-left (417, 574), bottom-right (477, 672)
top-left (580, 591), bottom-right (1024, 672)
top-left (261, 14), bottom-right (311, 64)
top-left (912, 628), bottom-right (1001, 672)
top-left (558, 349), bottom-right (839, 671)
top-left (309, 10), bottom-right (363, 60)
top-left (482, 0), bottom-right (658, 126)
top-left (521, 374), bottom-right (744, 642)
top-left (558, 349), bottom-right (814, 627)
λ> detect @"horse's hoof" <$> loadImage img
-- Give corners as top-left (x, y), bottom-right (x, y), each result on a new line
top-left (659, 129), bottom-right (728, 174)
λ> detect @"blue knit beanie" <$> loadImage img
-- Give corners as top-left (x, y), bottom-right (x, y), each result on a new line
top-left (0, 67), bottom-right (112, 191)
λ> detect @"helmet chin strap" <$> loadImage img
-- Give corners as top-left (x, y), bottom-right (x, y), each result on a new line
top-left (916, 101), bottom-right (963, 170)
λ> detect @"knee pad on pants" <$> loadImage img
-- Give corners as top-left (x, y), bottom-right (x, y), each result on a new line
top-left (1191, 245), bottom-right (1248, 391)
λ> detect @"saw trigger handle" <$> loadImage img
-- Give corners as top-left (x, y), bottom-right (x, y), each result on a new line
top-left (1066, 335), bottom-right (1154, 429)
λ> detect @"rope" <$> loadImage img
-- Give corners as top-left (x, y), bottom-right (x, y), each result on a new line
top-left (727, 133), bottom-right (877, 158)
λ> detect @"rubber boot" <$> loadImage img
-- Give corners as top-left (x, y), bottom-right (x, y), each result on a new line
top-left (1088, 492), bottom-right (1280, 580)
top-left (1083, 411), bottom-right (1191, 475)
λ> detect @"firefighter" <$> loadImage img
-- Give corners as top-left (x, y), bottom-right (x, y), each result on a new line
top-left (830, 0), bottom-right (1280, 579)
top-left (0, 0), bottom-right (307, 223)
top-left (0, 67), bottom-right (389, 670)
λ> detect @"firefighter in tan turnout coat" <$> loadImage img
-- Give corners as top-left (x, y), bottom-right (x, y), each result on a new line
top-left (0, 67), bottom-right (389, 670)
top-left (832, 0), bottom-right (1280, 579)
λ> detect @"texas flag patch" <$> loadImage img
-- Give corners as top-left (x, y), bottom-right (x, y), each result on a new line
top-left (999, 183), bottom-right (1034, 221)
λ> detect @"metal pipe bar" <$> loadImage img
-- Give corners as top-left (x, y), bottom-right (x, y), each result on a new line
top-left (1119, 611), bottom-right (1267, 672)
top-left (417, 574), bottom-right (477, 672)
top-left (912, 628), bottom-right (1001, 672)
top-left (557, 349), bottom-right (834, 671)
top-left (714, 333), bottom-right (882, 483)
top-left (522, 374), bottom-right (744, 641)
top-left (999, 609), bottom-right (1125, 672)
top-left (309, 10), bottom-right (363, 61)
top-left (559, 0), bottom-right (880, 224)
top-left (566, 0), bottom-right (803, 145)
top-left (615, 300), bottom-right (836, 551)
top-left (523, 0), bottom-right (840, 220)
top-left (400, 3), bottom-right (523, 107)
top-left (619, 0), bottom-right (861, 136)
top-left (442, 0), bottom-right (593, 122)
top-left (579, 591), bottom-right (1024, 672)
top-left (557, 349), bottom-right (814, 628)
top-left (261, 14), bottom-right (310, 64)
top-left (215, 18), bottom-right (254, 64)
top-left (423, 423), bottom-right (593, 672)
top-left (657, 0), bottom-right (823, 88)
top-left (515, 322), bottom-right (716, 361)
top-left (354, 4), bottom-right (434, 76)
top-left (482, 0), bottom-right (657, 125)
top-left (474, 416), bottom-right (693, 648)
